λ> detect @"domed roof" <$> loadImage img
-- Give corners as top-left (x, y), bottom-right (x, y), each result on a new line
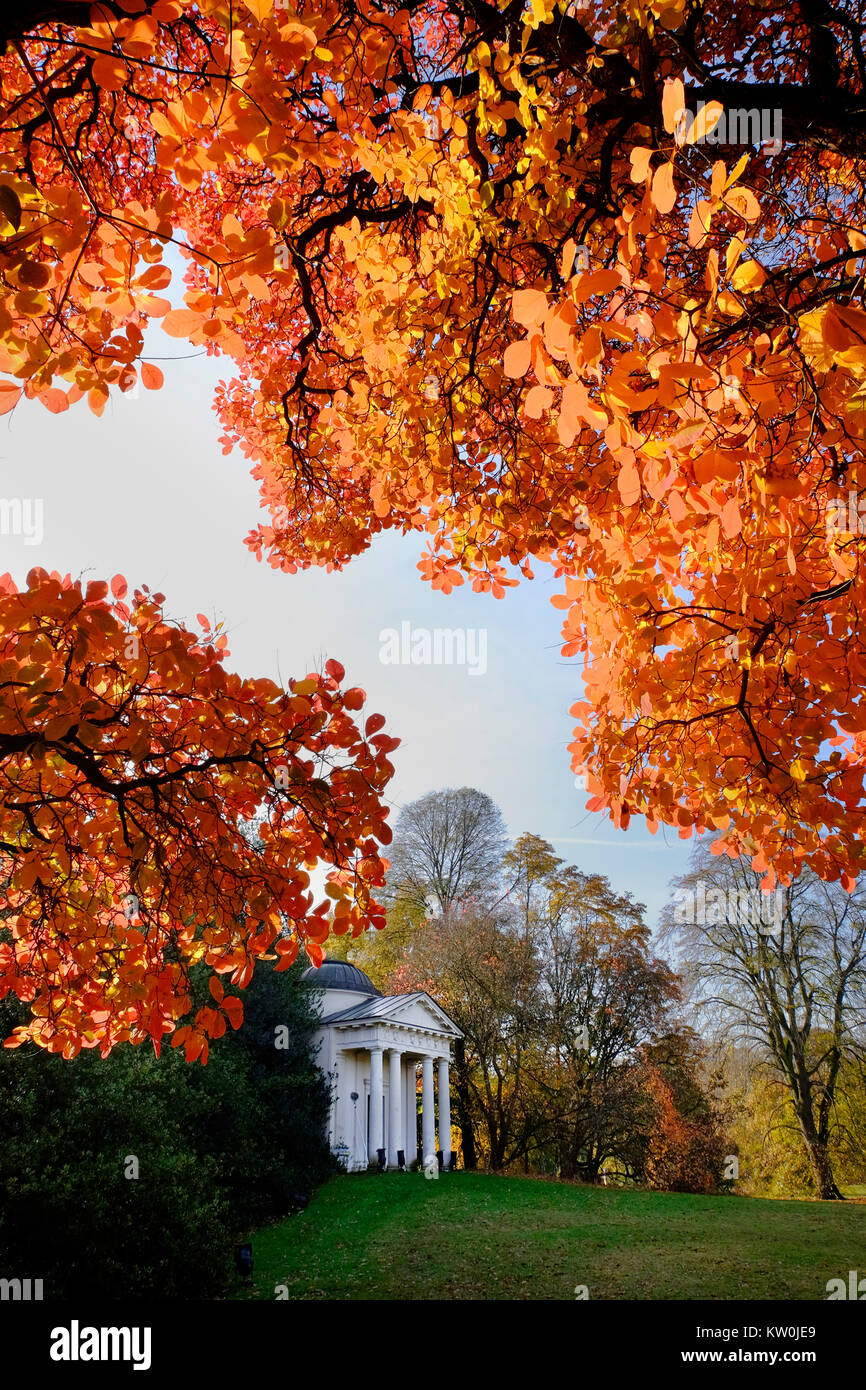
top-left (300, 957), bottom-right (382, 996)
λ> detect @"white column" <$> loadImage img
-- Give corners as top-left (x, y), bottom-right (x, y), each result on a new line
top-left (404, 1061), bottom-right (418, 1164)
top-left (330, 1050), bottom-right (342, 1150)
top-left (388, 1047), bottom-right (403, 1168)
top-left (369, 1045), bottom-right (384, 1162)
top-left (347, 1054), bottom-right (364, 1171)
top-left (421, 1054), bottom-right (436, 1167)
top-left (438, 1057), bottom-right (452, 1169)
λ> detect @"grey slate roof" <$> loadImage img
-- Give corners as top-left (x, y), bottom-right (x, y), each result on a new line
top-left (324, 994), bottom-right (412, 1024)
top-left (323, 990), bottom-right (462, 1036)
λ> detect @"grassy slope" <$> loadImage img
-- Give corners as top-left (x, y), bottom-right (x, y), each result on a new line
top-left (236, 1172), bottom-right (866, 1301)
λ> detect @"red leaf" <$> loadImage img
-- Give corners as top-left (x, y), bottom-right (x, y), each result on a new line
top-left (222, 996), bottom-right (244, 1029)
top-left (0, 382), bottom-right (22, 415)
top-left (38, 387), bottom-right (69, 414)
top-left (141, 362), bottom-right (164, 390)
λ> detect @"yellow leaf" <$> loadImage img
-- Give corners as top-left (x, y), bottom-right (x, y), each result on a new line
top-left (724, 152), bottom-right (750, 190)
top-left (731, 259), bottom-right (766, 293)
top-left (836, 346), bottom-right (866, 374)
top-left (686, 101), bottom-right (724, 145)
top-left (798, 306), bottom-right (839, 373)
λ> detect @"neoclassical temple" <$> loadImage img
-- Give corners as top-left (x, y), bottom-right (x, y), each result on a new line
top-left (301, 958), bottom-right (463, 1173)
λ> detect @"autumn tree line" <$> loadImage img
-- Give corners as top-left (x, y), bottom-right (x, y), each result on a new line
top-left (332, 788), bottom-right (866, 1199)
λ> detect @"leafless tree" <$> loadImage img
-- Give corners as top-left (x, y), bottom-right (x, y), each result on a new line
top-left (661, 840), bottom-right (866, 1199)
top-left (385, 786), bottom-right (507, 914)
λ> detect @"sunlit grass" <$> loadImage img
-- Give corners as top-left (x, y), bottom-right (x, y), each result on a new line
top-left (235, 1171), bottom-right (866, 1301)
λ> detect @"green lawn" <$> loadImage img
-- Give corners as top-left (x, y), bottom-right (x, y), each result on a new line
top-left (235, 1171), bottom-right (866, 1301)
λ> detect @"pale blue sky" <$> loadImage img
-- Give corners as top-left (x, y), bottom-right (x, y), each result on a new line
top-left (0, 343), bottom-right (695, 935)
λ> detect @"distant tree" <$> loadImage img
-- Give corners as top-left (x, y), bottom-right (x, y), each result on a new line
top-left (831, 1055), bottom-right (866, 1191)
top-left (504, 834), bottom-right (684, 1182)
top-left (385, 787), bottom-right (508, 916)
top-left (723, 1042), bottom-right (866, 1198)
top-left (637, 1033), bottom-right (728, 1194)
top-left (393, 829), bottom-right (718, 1186)
top-left (724, 1054), bottom-right (819, 1198)
top-left (662, 839), bottom-right (866, 1199)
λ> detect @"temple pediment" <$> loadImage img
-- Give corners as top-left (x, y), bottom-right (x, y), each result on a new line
top-left (325, 990), bottom-right (462, 1038)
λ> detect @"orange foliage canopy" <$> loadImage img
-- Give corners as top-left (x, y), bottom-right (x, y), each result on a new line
top-left (3, 0), bottom-right (866, 896)
top-left (0, 569), bottom-right (396, 1057)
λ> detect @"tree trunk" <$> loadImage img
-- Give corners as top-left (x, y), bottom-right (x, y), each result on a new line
top-left (798, 1112), bottom-right (844, 1199)
top-left (453, 1038), bottom-right (477, 1171)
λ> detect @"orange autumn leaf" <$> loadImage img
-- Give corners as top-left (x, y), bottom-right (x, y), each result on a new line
top-left (651, 162), bottom-right (677, 214)
top-left (91, 56), bottom-right (128, 91)
top-left (0, 571), bottom-right (395, 1059)
top-left (525, 383), bottom-right (553, 417)
top-left (662, 78), bottom-right (686, 136)
top-left (512, 288), bottom-right (549, 326)
top-left (630, 146), bottom-right (653, 183)
top-left (0, 382), bottom-right (22, 415)
top-left (617, 458), bottom-right (641, 506)
top-left (37, 387), bottom-right (68, 413)
top-left (503, 337), bottom-right (532, 378)
top-left (685, 101), bottom-right (725, 145)
top-left (162, 309), bottom-right (204, 338)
